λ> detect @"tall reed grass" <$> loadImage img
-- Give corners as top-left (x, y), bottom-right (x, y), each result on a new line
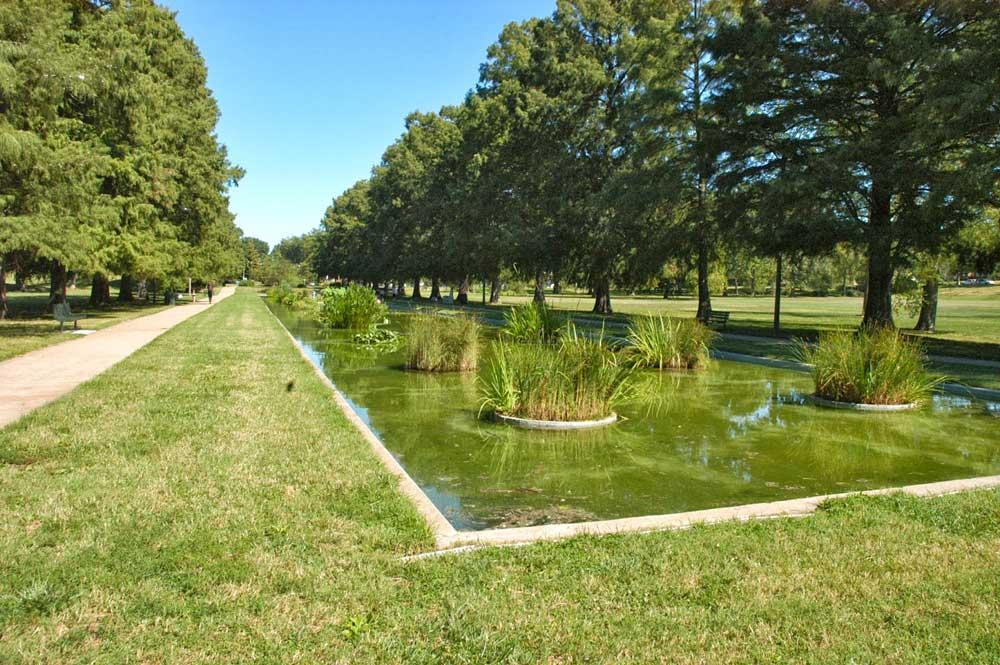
top-left (502, 303), bottom-right (565, 342)
top-left (479, 328), bottom-right (635, 421)
top-left (795, 328), bottom-right (941, 405)
top-left (405, 313), bottom-right (481, 372)
top-left (626, 315), bottom-right (714, 370)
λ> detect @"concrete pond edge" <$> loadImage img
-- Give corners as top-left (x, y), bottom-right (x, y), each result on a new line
top-left (493, 412), bottom-right (618, 430)
top-left (806, 395), bottom-right (920, 412)
top-left (268, 302), bottom-right (1000, 555)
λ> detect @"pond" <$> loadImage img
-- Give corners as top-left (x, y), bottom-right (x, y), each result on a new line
top-left (270, 303), bottom-right (1000, 531)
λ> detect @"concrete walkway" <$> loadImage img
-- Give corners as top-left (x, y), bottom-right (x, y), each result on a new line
top-left (0, 286), bottom-right (235, 429)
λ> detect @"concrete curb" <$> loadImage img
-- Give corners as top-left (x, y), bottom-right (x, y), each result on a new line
top-left (494, 412), bottom-right (618, 430)
top-left (427, 474), bottom-right (1000, 552)
top-left (806, 395), bottom-right (920, 411)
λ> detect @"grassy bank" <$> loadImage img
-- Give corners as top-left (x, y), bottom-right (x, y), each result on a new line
top-left (0, 286), bottom-right (183, 363)
top-left (2, 289), bottom-right (999, 662)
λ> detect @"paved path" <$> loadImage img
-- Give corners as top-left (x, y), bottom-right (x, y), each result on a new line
top-left (0, 286), bottom-right (235, 429)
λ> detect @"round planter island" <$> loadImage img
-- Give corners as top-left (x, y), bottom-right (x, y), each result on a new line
top-left (806, 395), bottom-right (920, 412)
top-left (493, 412), bottom-right (619, 430)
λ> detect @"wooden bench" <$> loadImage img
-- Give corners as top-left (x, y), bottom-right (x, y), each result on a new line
top-left (53, 302), bottom-right (86, 331)
top-left (706, 311), bottom-right (730, 330)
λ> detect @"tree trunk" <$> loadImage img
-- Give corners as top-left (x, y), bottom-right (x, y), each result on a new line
top-left (14, 268), bottom-right (27, 291)
top-left (489, 275), bottom-right (501, 304)
top-left (456, 276), bottom-right (470, 305)
top-left (533, 271), bottom-right (546, 304)
top-left (412, 277), bottom-right (422, 300)
top-left (861, 185), bottom-right (895, 328)
top-left (696, 241), bottom-right (712, 322)
top-left (0, 262), bottom-right (7, 320)
top-left (119, 273), bottom-right (135, 302)
top-left (430, 277), bottom-right (441, 302)
top-left (89, 273), bottom-right (112, 307)
top-left (592, 278), bottom-right (613, 314)
top-left (49, 263), bottom-right (67, 305)
top-left (552, 278), bottom-right (562, 295)
top-left (914, 278), bottom-right (938, 333)
top-left (773, 254), bottom-right (782, 334)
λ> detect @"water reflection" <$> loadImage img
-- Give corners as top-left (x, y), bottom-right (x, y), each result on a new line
top-left (269, 303), bottom-right (1000, 530)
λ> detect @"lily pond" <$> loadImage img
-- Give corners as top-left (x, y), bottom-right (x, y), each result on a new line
top-left (270, 304), bottom-right (1000, 531)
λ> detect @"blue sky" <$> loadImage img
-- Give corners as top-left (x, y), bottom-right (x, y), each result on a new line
top-left (162, 0), bottom-right (555, 249)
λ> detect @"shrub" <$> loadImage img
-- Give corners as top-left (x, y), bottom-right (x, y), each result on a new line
top-left (405, 313), bottom-right (481, 372)
top-left (479, 328), bottom-right (636, 421)
top-left (795, 328), bottom-right (941, 405)
top-left (502, 303), bottom-right (565, 342)
top-left (318, 285), bottom-right (387, 330)
top-left (627, 315), bottom-right (715, 370)
top-left (267, 283), bottom-right (309, 308)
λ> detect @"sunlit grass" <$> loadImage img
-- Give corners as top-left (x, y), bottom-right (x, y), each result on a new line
top-left (2, 290), bottom-right (999, 662)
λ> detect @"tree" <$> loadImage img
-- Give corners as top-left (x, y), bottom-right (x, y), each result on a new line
top-left (713, 2), bottom-right (1000, 328)
top-left (634, 0), bottom-right (741, 321)
top-left (241, 237), bottom-right (267, 281)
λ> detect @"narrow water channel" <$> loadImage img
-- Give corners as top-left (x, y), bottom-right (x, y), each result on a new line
top-left (270, 303), bottom-right (1000, 531)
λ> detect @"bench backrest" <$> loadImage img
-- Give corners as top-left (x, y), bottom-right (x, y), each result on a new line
top-left (707, 311), bottom-right (730, 323)
top-left (53, 303), bottom-right (73, 319)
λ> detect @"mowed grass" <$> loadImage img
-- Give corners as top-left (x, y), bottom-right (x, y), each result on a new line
top-left (0, 285), bottom-right (183, 362)
top-left (2, 289), bottom-right (1000, 662)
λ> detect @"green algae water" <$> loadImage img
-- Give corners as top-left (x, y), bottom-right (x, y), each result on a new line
top-left (271, 304), bottom-right (1000, 531)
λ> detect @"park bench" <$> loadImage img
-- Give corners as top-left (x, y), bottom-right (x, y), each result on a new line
top-left (706, 310), bottom-right (730, 330)
top-left (53, 302), bottom-right (86, 331)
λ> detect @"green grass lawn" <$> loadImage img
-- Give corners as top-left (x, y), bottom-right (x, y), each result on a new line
top-left (497, 285), bottom-right (1000, 360)
top-left (0, 285), bottom-right (185, 363)
top-left (2, 289), bottom-right (999, 662)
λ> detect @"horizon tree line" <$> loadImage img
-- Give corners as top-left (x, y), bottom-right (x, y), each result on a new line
top-left (318, 1), bottom-right (1000, 330)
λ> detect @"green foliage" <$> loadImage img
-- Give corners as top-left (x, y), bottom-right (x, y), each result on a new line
top-left (267, 284), bottom-right (311, 309)
top-left (318, 285), bottom-right (387, 330)
top-left (627, 315), bottom-right (715, 370)
top-left (796, 329), bottom-right (942, 406)
top-left (404, 313), bottom-right (481, 372)
top-left (502, 303), bottom-right (565, 343)
top-left (479, 329), bottom-right (636, 421)
top-left (353, 323), bottom-right (401, 351)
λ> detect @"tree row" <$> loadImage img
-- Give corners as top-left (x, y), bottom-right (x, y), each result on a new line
top-left (0, 0), bottom-right (244, 317)
top-left (312, 0), bottom-right (1000, 329)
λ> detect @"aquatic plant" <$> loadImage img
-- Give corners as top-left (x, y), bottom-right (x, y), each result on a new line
top-left (354, 323), bottom-right (401, 351)
top-left (479, 328), bottom-right (635, 421)
top-left (405, 313), bottom-right (481, 372)
top-left (795, 328), bottom-right (941, 405)
top-left (318, 285), bottom-right (387, 330)
top-left (626, 315), bottom-right (715, 370)
top-left (502, 303), bottom-right (565, 343)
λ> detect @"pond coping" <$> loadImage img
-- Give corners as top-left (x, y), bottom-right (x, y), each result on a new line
top-left (269, 305), bottom-right (1000, 555)
top-left (806, 395), bottom-right (920, 411)
top-left (493, 412), bottom-right (618, 430)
